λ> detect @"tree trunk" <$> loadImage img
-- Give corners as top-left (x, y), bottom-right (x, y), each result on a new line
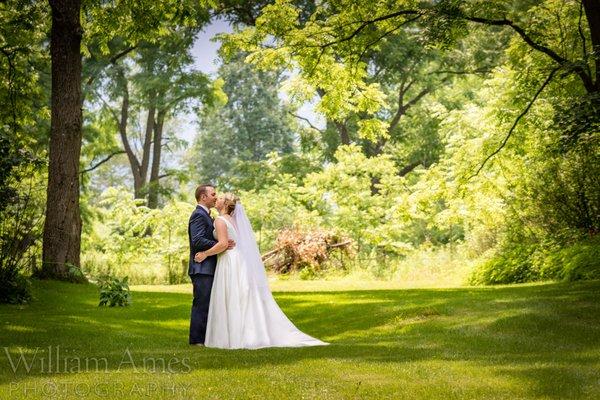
top-left (583, 0), bottom-right (600, 89)
top-left (334, 121), bottom-right (351, 145)
top-left (38, 0), bottom-right (86, 282)
top-left (118, 90), bottom-right (156, 199)
top-left (117, 80), bottom-right (144, 198)
top-left (147, 110), bottom-right (165, 209)
top-left (140, 102), bottom-right (155, 189)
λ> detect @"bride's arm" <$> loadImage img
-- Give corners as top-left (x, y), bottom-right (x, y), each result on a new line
top-left (194, 219), bottom-right (229, 262)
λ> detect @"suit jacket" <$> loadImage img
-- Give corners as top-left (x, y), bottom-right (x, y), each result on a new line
top-left (187, 205), bottom-right (218, 276)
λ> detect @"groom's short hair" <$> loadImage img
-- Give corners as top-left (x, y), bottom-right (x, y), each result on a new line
top-left (195, 184), bottom-right (214, 201)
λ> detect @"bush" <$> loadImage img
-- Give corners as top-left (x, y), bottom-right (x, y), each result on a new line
top-left (561, 242), bottom-right (600, 281)
top-left (470, 236), bottom-right (600, 285)
top-left (82, 188), bottom-right (191, 285)
top-left (82, 250), bottom-right (182, 285)
top-left (469, 244), bottom-right (538, 285)
top-left (0, 269), bottom-right (32, 304)
top-left (97, 276), bottom-right (131, 307)
top-left (538, 237), bottom-right (600, 281)
top-left (0, 168), bottom-right (44, 304)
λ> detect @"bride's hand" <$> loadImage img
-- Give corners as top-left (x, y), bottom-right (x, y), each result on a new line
top-left (227, 240), bottom-right (236, 250)
top-left (194, 252), bottom-right (207, 263)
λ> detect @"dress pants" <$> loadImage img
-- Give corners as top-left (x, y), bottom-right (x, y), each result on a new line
top-left (189, 273), bottom-right (214, 344)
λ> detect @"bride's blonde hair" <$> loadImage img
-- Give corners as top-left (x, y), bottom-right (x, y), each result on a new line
top-left (220, 192), bottom-right (239, 215)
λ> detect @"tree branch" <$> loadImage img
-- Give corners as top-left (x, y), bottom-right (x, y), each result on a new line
top-left (319, 10), bottom-right (422, 49)
top-left (158, 172), bottom-right (175, 180)
top-left (469, 66), bottom-right (561, 179)
top-left (116, 69), bottom-right (141, 176)
top-left (355, 15), bottom-right (422, 68)
top-left (310, 7), bottom-right (594, 92)
top-left (403, 86), bottom-right (432, 112)
top-left (335, 120), bottom-right (351, 145)
top-left (461, 14), bottom-right (594, 91)
top-left (109, 46), bottom-right (137, 64)
top-left (288, 111), bottom-right (324, 133)
top-left (387, 78), bottom-right (410, 133)
top-left (85, 45), bottom-right (137, 87)
top-left (578, 0), bottom-right (592, 79)
top-left (399, 160), bottom-right (422, 177)
top-left (0, 47), bottom-right (19, 132)
top-left (80, 151), bottom-right (126, 174)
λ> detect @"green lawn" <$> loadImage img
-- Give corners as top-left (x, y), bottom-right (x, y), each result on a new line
top-left (1, 279), bottom-right (599, 399)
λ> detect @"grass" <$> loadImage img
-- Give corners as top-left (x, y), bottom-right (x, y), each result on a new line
top-left (1, 279), bottom-right (599, 399)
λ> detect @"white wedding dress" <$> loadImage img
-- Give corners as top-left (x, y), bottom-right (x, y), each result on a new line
top-left (205, 212), bottom-right (329, 349)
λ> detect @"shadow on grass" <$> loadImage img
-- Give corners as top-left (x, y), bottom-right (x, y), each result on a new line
top-left (1, 279), bottom-right (599, 397)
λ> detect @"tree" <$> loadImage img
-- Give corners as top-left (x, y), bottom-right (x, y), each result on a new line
top-left (311, 27), bottom-right (504, 174)
top-left (215, 0), bottom-right (600, 284)
top-left (37, 0), bottom-right (86, 281)
top-left (38, 0), bottom-right (211, 280)
top-left (224, 0), bottom-right (600, 154)
top-left (191, 53), bottom-right (296, 190)
top-left (0, 1), bottom-right (50, 300)
top-left (94, 32), bottom-right (215, 206)
top-left (0, 0), bottom-right (49, 210)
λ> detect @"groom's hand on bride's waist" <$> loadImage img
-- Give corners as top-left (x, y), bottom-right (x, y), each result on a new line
top-left (194, 252), bottom-right (207, 263)
top-left (194, 240), bottom-right (236, 262)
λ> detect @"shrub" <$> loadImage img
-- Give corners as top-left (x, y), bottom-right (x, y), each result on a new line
top-left (97, 276), bottom-right (131, 307)
top-left (82, 188), bottom-right (191, 285)
top-left (0, 269), bottom-right (32, 304)
top-left (561, 241), bottom-right (600, 281)
top-left (538, 237), bottom-right (600, 281)
top-left (469, 244), bottom-right (538, 285)
top-left (0, 169), bottom-right (44, 304)
top-left (470, 236), bottom-right (600, 285)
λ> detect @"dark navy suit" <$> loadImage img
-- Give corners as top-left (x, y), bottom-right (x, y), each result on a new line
top-left (188, 205), bottom-right (218, 344)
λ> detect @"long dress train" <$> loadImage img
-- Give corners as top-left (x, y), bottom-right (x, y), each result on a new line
top-left (205, 216), bottom-right (329, 349)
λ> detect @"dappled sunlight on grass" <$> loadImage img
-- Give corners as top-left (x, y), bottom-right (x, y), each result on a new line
top-left (0, 280), bottom-right (599, 398)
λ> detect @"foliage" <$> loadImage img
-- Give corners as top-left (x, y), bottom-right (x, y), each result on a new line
top-left (525, 141), bottom-right (600, 237)
top-left (0, 0), bottom-right (49, 210)
top-left (555, 238), bottom-right (600, 281)
top-left (0, 1), bottom-right (50, 298)
top-left (209, 0), bottom-right (600, 286)
top-left (97, 275), bottom-right (132, 307)
top-left (5, 0), bottom-right (600, 287)
top-left (190, 52), bottom-right (297, 191)
top-left (469, 244), bottom-right (538, 285)
top-left (470, 235), bottom-right (600, 285)
top-left (0, 271), bottom-right (31, 305)
top-left (236, 163), bottom-right (324, 252)
top-left (84, 27), bottom-right (220, 205)
top-left (0, 168), bottom-right (46, 304)
top-left (82, 187), bottom-right (192, 284)
top-left (82, 0), bottom-right (211, 55)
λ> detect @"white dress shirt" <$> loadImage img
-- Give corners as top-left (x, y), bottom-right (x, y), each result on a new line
top-left (198, 204), bottom-right (210, 217)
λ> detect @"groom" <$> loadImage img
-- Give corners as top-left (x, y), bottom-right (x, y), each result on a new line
top-left (188, 184), bottom-right (234, 346)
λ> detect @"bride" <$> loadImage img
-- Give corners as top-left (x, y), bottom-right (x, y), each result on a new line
top-left (193, 193), bottom-right (329, 349)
